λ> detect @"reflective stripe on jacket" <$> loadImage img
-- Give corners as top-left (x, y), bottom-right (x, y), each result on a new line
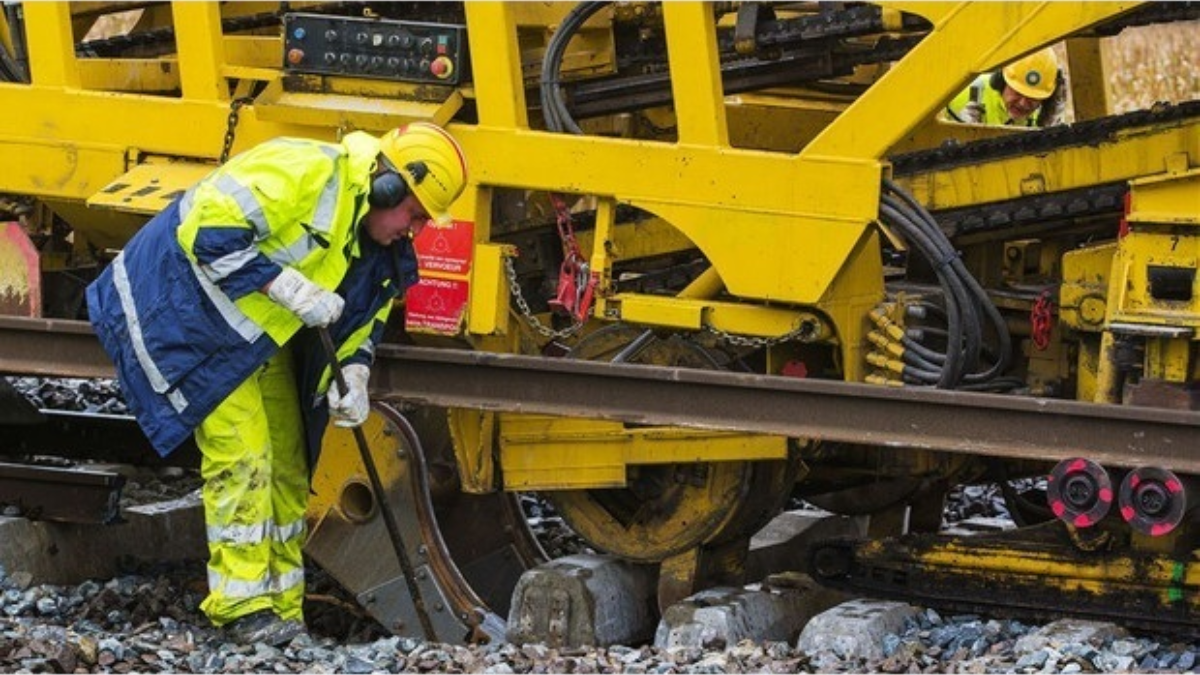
top-left (86, 132), bottom-right (405, 456)
top-left (176, 132), bottom-right (379, 344)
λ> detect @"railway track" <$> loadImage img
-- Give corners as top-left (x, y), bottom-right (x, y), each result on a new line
top-left (1, 0), bottom-right (1197, 650)
top-left (2, 44), bottom-right (1198, 642)
top-left (3, 317), bottom-right (1198, 475)
top-left (3, 318), bottom-right (1200, 638)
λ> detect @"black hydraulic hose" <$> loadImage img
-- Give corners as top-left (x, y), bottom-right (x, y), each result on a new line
top-left (958, 376), bottom-right (1025, 393)
top-left (883, 179), bottom-right (1014, 384)
top-left (910, 300), bottom-right (948, 321)
top-left (882, 194), bottom-right (983, 375)
top-left (0, 32), bottom-right (18, 82)
top-left (883, 179), bottom-right (1012, 381)
top-left (890, 198), bottom-right (981, 346)
top-left (1, 4), bottom-right (28, 83)
top-left (904, 365), bottom-right (943, 383)
top-left (880, 201), bottom-right (966, 387)
top-left (896, 305), bottom-right (964, 363)
top-left (0, 46), bottom-right (18, 82)
top-left (541, 2), bottom-right (593, 132)
top-left (540, 1), bottom-right (609, 134)
top-left (898, 357), bottom-right (944, 384)
top-left (886, 193), bottom-right (983, 370)
top-left (899, 332), bottom-right (948, 364)
top-left (883, 196), bottom-right (1010, 387)
top-left (899, 346), bottom-right (945, 373)
top-left (909, 326), bottom-right (1008, 376)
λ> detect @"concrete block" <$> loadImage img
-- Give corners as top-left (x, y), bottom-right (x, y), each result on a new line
top-left (654, 573), bottom-right (845, 650)
top-left (795, 598), bottom-right (919, 660)
top-left (1013, 618), bottom-right (1129, 655)
top-left (0, 492), bottom-right (205, 585)
top-left (506, 553), bottom-right (658, 648)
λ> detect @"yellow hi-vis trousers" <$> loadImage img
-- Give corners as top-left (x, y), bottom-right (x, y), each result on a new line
top-left (195, 348), bottom-right (308, 625)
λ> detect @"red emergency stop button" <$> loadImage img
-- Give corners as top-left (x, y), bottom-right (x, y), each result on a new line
top-left (430, 55), bottom-right (454, 80)
top-left (287, 48), bottom-right (305, 65)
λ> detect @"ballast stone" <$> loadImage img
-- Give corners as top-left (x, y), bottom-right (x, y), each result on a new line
top-left (796, 598), bottom-right (919, 661)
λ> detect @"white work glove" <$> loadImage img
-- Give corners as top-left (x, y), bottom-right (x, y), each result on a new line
top-left (328, 363), bottom-right (371, 428)
top-left (959, 101), bottom-right (985, 124)
top-left (266, 267), bottom-right (345, 327)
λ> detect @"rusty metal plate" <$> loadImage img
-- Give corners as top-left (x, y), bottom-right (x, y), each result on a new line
top-left (0, 462), bottom-right (125, 524)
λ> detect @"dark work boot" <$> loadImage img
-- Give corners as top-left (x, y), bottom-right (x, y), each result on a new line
top-left (225, 610), bottom-right (305, 647)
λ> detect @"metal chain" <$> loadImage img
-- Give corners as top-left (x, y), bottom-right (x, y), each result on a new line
top-left (702, 323), bottom-right (811, 349)
top-left (504, 256), bottom-right (583, 339)
top-left (219, 97), bottom-right (255, 165)
top-left (1030, 289), bottom-right (1054, 351)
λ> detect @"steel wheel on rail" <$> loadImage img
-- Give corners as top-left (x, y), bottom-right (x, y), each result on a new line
top-left (542, 323), bottom-right (802, 563)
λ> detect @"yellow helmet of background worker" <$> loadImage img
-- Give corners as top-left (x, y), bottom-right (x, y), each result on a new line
top-left (1002, 48), bottom-right (1059, 100)
top-left (379, 122), bottom-right (467, 225)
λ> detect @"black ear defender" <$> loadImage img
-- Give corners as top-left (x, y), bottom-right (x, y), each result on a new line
top-left (369, 170), bottom-right (408, 209)
top-left (368, 156), bottom-right (409, 209)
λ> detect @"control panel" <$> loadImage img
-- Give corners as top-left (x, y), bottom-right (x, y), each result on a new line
top-left (282, 13), bottom-right (468, 85)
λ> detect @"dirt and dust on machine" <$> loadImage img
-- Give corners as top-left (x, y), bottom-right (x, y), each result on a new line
top-left (0, 0), bottom-right (1198, 644)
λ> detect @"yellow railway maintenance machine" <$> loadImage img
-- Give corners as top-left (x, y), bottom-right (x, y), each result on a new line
top-left (0, 1), bottom-right (1198, 640)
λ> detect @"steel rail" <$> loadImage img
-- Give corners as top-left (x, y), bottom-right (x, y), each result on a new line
top-left (371, 345), bottom-right (1200, 475)
top-left (0, 317), bottom-right (114, 379)
top-left (3, 318), bottom-right (1198, 473)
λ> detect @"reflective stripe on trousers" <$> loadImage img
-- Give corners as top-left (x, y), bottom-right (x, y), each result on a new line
top-left (196, 347), bottom-right (309, 625)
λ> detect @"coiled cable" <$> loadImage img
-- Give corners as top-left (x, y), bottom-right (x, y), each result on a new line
top-left (540, 1), bottom-right (610, 134)
top-left (878, 179), bottom-right (1013, 389)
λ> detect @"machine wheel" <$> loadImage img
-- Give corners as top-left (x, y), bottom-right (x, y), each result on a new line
top-left (545, 324), bottom-right (801, 563)
top-left (548, 461), bottom-right (755, 562)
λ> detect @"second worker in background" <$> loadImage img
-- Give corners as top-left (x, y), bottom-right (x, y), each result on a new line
top-left (945, 48), bottom-right (1066, 127)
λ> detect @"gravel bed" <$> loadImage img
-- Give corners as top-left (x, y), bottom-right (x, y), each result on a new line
top-left (7, 377), bottom-right (128, 416)
top-left (4, 377), bottom-right (1198, 672)
top-left (1, 561), bottom-right (1198, 674)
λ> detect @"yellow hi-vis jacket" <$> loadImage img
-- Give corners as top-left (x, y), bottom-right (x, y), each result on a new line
top-left (87, 132), bottom-right (412, 455)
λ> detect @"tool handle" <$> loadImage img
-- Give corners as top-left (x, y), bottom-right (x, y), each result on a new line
top-left (313, 327), bottom-right (438, 640)
top-left (318, 328), bottom-right (351, 393)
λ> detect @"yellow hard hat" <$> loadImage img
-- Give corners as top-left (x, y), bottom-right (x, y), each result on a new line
top-left (1002, 48), bottom-right (1059, 100)
top-left (379, 122), bottom-right (467, 225)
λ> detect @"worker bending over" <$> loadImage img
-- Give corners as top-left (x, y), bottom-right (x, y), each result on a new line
top-left (86, 122), bottom-right (467, 645)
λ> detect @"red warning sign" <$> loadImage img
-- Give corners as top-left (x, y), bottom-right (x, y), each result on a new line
top-left (413, 220), bottom-right (473, 275)
top-left (405, 276), bottom-right (469, 335)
